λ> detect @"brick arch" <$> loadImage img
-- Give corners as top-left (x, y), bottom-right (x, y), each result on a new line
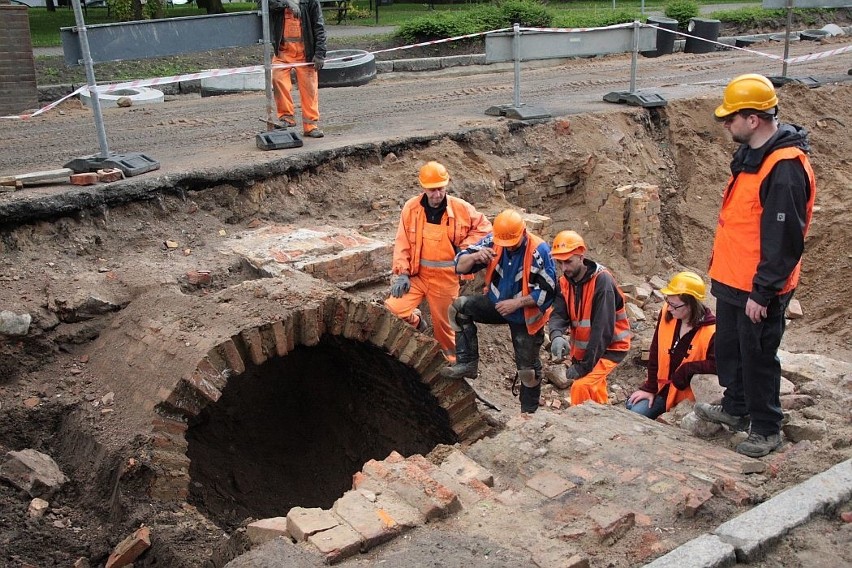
top-left (147, 296), bottom-right (488, 501)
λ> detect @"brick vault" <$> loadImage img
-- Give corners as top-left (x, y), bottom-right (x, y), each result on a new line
top-left (83, 269), bottom-right (487, 524)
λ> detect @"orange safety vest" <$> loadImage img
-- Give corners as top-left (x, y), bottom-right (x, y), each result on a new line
top-left (484, 233), bottom-right (552, 335)
top-left (559, 265), bottom-right (631, 361)
top-left (392, 195), bottom-right (491, 277)
top-left (653, 308), bottom-right (715, 411)
top-left (709, 147), bottom-right (816, 294)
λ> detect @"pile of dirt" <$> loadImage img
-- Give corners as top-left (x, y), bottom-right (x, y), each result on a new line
top-left (0, 81), bottom-right (850, 566)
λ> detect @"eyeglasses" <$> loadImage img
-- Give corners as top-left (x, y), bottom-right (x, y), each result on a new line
top-left (666, 300), bottom-right (687, 310)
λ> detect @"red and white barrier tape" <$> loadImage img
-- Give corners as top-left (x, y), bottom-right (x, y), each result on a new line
top-left (786, 44), bottom-right (852, 63)
top-left (518, 22), bottom-right (634, 33)
top-left (370, 27), bottom-right (511, 55)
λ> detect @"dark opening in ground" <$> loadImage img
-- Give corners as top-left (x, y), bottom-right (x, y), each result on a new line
top-left (186, 334), bottom-right (458, 528)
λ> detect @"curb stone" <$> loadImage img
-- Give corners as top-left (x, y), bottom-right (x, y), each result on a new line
top-left (644, 458), bottom-right (852, 567)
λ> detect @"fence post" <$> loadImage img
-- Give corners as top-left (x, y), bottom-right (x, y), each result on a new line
top-left (630, 19), bottom-right (639, 93)
top-left (71, 0), bottom-right (110, 159)
top-left (260, 0), bottom-right (275, 129)
top-left (512, 22), bottom-right (521, 108)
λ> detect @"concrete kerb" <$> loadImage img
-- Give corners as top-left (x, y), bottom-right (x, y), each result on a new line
top-left (35, 24), bottom-right (852, 103)
top-left (644, 458), bottom-right (852, 568)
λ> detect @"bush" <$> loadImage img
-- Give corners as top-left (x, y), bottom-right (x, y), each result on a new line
top-left (397, 12), bottom-right (477, 43)
top-left (664, 0), bottom-right (699, 28)
top-left (397, 0), bottom-right (552, 43)
top-left (497, 0), bottom-right (553, 28)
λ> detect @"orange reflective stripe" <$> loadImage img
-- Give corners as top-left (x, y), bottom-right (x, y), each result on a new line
top-left (561, 266), bottom-right (631, 361)
top-left (709, 147), bottom-right (816, 293)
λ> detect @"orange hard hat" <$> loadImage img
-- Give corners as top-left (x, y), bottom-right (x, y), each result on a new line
top-left (419, 161), bottom-right (450, 189)
top-left (660, 271), bottom-right (707, 300)
top-left (715, 74), bottom-right (778, 118)
top-left (551, 230), bottom-right (586, 260)
top-left (492, 209), bottom-right (526, 247)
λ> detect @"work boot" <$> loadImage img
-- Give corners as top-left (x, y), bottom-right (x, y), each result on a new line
top-left (440, 324), bottom-right (478, 379)
top-left (694, 402), bottom-right (750, 432)
top-left (304, 128), bottom-right (325, 138)
top-left (736, 432), bottom-right (782, 458)
top-left (519, 382), bottom-right (541, 414)
top-left (411, 309), bottom-right (428, 333)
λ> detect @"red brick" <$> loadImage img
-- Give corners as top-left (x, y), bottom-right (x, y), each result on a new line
top-left (185, 270), bottom-right (212, 286)
top-left (105, 527), bottom-right (151, 568)
top-left (70, 173), bottom-right (98, 186)
top-left (97, 168), bottom-right (124, 183)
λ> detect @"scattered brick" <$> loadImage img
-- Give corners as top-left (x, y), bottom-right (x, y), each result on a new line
top-left (246, 517), bottom-right (289, 545)
top-left (526, 470), bottom-right (576, 499)
top-left (70, 172), bottom-right (98, 186)
top-left (307, 523), bottom-right (362, 565)
top-left (105, 526), bottom-right (151, 568)
top-left (96, 168), bottom-right (123, 183)
top-left (185, 270), bottom-right (212, 286)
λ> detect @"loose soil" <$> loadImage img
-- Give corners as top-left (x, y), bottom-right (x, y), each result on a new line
top-left (2, 13), bottom-right (851, 568)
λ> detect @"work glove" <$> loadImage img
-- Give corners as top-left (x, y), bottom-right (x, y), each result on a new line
top-left (566, 365), bottom-right (580, 382)
top-left (312, 55), bottom-right (325, 71)
top-left (390, 274), bottom-right (410, 298)
top-left (550, 336), bottom-right (569, 361)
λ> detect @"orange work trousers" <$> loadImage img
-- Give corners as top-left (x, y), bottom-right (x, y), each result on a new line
top-left (385, 222), bottom-right (459, 361)
top-left (273, 10), bottom-right (320, 133)
top-left (570, 358), bottom-right (618, 406)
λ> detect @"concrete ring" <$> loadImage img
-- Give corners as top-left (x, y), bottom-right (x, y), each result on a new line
top-left (319, 50), bottom-right (377, 89)
top-left (79, 86), bottom-right (165, 109)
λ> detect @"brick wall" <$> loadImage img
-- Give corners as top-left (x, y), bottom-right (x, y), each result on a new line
top-left (0, 6), bottom-right (39, 116)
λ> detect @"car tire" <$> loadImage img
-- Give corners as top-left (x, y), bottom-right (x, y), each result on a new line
top-left (799, 29), bottom-right (829, 41)
top-left (318, 50), bottom-right (376, 89)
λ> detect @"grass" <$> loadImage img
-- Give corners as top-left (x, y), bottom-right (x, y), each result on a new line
top-left (27, 0), bottom-right (764, 46)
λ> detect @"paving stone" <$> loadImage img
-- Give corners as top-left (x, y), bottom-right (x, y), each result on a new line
top-left (526, 469), bottom-right (576, 498)
top-left (246, 517), bottom-right (289, 545)
top-left (286, 507), bottom-right (339, 542)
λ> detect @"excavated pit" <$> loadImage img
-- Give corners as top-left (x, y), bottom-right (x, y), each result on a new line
top-left (186, 335), bottom-right (458, 527)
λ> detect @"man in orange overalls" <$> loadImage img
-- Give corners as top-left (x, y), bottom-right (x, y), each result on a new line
top-left (386, 162), bottom-right (492, 363)
top-left (548, 230), bottom-right (632, 406)
top-left (269, 0), bottom-right (327, 137)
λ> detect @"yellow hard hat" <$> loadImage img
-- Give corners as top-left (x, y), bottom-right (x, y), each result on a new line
top-left (660, 271), bottom-right (707, 300)
top-left (419, 161), bottom-right (450, 189)
top-left (492, 209), bottom-right (526, 247)
top-left (551, 230), bottom-right (586, 260)
top-left (714, 74), bottom-right (778, 118)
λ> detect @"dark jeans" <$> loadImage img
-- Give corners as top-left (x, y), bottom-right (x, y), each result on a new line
top-left (457, 294), bottom-right (544, 374)
top-left (714, 296), bottom-right (787, 436)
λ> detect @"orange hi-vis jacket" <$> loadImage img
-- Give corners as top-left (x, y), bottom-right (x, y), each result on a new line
top-left (484, 233), bottom-right (552, 335)
top-left (392, 195), bottom-right (491, 277)
top-left (709, 146), bottom-right (816, 294)
top-left (560, 265), bottom-right (631, 361)
top-left (654, 308), bottom-right (715, 411)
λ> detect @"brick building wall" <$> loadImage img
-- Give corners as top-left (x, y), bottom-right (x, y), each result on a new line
top-left (0, 6), bottom-right (39, 116)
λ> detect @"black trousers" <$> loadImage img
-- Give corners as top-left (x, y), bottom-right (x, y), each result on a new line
top-left (714, 296), bottom-right (788, 436)
top-left (456, 294), bottom-right (544, 374)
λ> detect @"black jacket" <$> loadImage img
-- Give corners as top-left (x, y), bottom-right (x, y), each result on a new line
top-left (548, 259), bottom-right (628, 377)
top-left (267, 0), bottom-right (327, 62)
top-left (712, 123), bottom-right (813, 309)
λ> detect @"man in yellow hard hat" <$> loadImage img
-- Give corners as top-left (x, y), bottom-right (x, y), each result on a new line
top-left (441, 209), bottom-right (558, 414)
top-left (386, 161), bottom-right (491, 363)
top-left (694, 74), bottom-right (817, 458)
top-left (548, 230), bottom-right (632, 406)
